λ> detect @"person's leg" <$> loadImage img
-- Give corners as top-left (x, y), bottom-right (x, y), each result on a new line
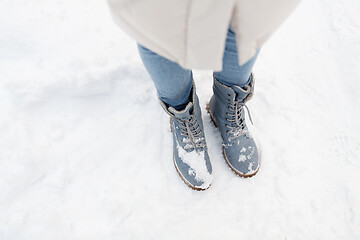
top-left (137, 43), bottom-right (213, 191)
top-left (208, 26), bottom-right (260, 178)
top-left (138, 44), bottom-right (193, 110)
top-left (214, 27), bottom-right (260, 87)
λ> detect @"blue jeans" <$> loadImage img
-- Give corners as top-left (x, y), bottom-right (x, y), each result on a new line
top-left (138, 27), bottom-right (259, 110)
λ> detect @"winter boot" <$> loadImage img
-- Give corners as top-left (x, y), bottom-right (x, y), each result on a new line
top-left (159, 82), bottom-right (213, 191)
top-left (206, 73), bottom-right (260, 177)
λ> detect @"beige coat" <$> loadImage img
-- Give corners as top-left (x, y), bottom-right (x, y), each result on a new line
top-left (107, 0), bottom-right (300, 71)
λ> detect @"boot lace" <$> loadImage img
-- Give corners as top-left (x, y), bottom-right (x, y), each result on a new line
top-left (226, 100), bottom-right (253, 141)
top-left (177, 116), bottom-right (205, 150)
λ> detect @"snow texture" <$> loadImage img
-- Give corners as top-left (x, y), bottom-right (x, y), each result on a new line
top-left (176, 141), bottom-right (212, 188)
top-left (1, 0), bottom-right (360, 239)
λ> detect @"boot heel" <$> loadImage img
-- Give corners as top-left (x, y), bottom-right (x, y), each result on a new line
top-left (206, 103), bottom-right (218, 128)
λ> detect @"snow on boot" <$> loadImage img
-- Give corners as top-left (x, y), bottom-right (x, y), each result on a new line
top-left (159, 83), bottom-right (213, 191)
top-left (207, 73), bottom-right (260, 177)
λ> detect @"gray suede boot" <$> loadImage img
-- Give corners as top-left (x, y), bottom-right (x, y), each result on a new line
top-left (159, 82), bottom-right (213, 191)
top-left (207, 73), bottom-right (260, 177)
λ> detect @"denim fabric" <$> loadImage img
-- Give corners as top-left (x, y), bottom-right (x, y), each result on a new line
top-left (138, 26), bottom-right (259, 110)
top-left (214, 27), bottom-right (260, 87)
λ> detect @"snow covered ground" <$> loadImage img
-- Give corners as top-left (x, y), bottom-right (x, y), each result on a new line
top-left (1, 0), bottom-right (360, 239)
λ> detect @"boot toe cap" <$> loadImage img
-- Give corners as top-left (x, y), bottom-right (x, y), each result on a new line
top-left (173, 143), bottom-right (213, 190)
top-left (223, 138), bottom-right (260, 177)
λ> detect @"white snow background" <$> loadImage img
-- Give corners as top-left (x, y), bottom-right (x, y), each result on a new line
top-left (1, 0), bottom-right (360, 239)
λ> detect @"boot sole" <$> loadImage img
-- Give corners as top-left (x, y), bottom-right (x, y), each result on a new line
top-left (170, 118), bottom-right (211, 191)
top-left (206, 103), bottom-right (260, 178)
